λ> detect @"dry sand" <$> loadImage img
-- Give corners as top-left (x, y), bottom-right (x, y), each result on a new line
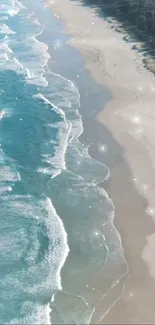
top-left (47, 0), bottom-right (155, 323)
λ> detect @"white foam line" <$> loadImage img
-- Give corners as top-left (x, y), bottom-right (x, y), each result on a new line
top-left (37, 167), bottom-right (61, 178)
top-left (48, 71), bottom-right (82, 141)
top-left (15, 0), bottom-right (26, 9)
top-left (0, 16), bottom-right (8, 21)
top-left (25, 67), bottom-right (32, 79)
top-left (4, 53), bottom-right (9, 61)
top-left (43, 122), bottom-right (72, 170)
top-left (0, 110), bottom-right (5, 120)
top-left (46, 197), bottom-right (69, 290)
top-left (17, 171), bottom-right (21, 181)
top-left (8, 7), bottom-right (19, 16)
top-left (33, 93), bottom-right (66, 119)
top-left (13, 57), bottom-right (24, 69)
top-left (34, 18), bottom-right (41, 26)
top-left (3, 43), bottom-right (13, 53)
top-left (27, 10), bottom-right (41, 26)
top-left (98, 284), bottom-right (126, 323)
top-left (0, 186), bottom-right (12, 193)
top-left (28, 11), bottom-right (35, 19)
top-left (45, 303), bottom-right (51, 325)
top-left (0, 16), bottom-right (50, 86)
top-left (34, 93), bottom-right (72, 171)
top-left (30, 28), bottom-right (51, 86)
top-left (0, 23), bottom-right (16, 34)
top-left (20, 31), bottom-right (50, 86)
top-left (51, 71), bottom-right (81, 107)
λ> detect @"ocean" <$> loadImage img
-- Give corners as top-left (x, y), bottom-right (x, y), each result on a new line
top-left (0, 0), bottom-right (127, 323)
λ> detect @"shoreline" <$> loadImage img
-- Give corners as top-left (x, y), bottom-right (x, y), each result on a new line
top-left (46, 0), bottom-right (155, 323)
top-left (37, 7), bottom-right (128, 323)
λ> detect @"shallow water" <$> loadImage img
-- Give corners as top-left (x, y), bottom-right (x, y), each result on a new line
top-left (0, 0), bottom-right (127, 323)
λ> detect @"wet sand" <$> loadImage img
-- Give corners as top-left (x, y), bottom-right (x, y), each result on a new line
top-left (46, 0), bottom-right (155, 323)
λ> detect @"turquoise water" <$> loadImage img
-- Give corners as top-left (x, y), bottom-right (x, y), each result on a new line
top-left (0, 0), bottom-right (127, 323)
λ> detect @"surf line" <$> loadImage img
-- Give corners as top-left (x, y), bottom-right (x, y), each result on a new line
top-left (0, 110), bottom-right (5, 120)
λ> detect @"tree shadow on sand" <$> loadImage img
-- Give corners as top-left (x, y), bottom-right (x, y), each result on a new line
top-left (71, 0), bottom-right (155, 74)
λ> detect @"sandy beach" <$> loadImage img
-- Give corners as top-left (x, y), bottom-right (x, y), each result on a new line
top-left (46, 0), bottom-right (155, 323)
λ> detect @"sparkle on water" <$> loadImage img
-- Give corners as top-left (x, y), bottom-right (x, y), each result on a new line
top-left (134, 127), bottom-right (143, 137)
top-left (54, 13), bottom-right (59, 19)
top-left (132, 115), bottom-right (141, 124)
top-left (53, 39), bottom-right (62, 49)
top-left (148, 207), bottom-right (154, 216)
top-left (143, 184), bottom-right (148, 191)
top-left (138, 128), bottom-right (143, 134)
top-left (98, 143), bottom-right (107, 153)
